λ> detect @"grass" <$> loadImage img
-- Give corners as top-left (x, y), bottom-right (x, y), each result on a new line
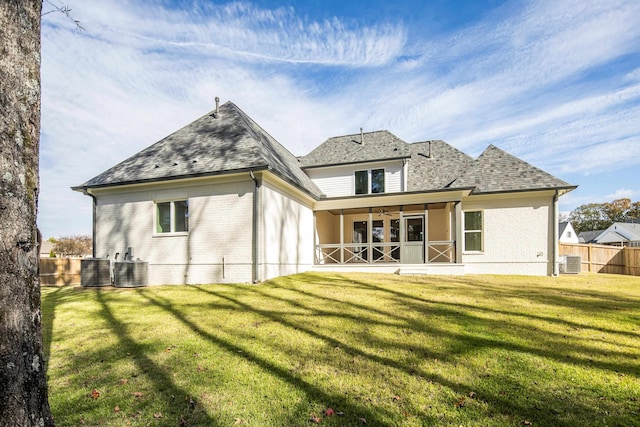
top-left (42, 272), bottom-right (640, 426)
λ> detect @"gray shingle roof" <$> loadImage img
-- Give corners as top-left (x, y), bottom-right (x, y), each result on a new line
top-left (578, 230), bottom-right (604, 243)
top-left (299, 130), bottom-right (411, 168)
top-left (449, 145), bottom-right (574, 194)
top-left (73, 102), bottom-right (323, 198)
top-left (75, 102), bottom-right (575, 200)
top-left (407, 140), bottom-right (475, 191)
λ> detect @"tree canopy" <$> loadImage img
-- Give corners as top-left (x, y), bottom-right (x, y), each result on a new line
top-left (568, 198), bottom-right (640, 233)
top-left (49, 235), bottom-right (92, 257)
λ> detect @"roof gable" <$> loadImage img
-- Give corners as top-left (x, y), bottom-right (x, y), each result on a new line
top-left (299, 130), bottom-right (411, 168)
top-left (604, 222), bottom-right (640, 241)
top-left (75, 102), bottom-right (323, 198)
top-left (450, 145), bottom-right (573, 194)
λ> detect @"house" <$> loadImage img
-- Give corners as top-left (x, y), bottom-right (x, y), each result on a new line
top-left (72, 100), bottom-right (576, 284)
top-left (558, 221), bottom-right (579, 244)
top-left (39, 240), bottom-right (54, 258)
top-left (578, 222), bottom-right (640, 247)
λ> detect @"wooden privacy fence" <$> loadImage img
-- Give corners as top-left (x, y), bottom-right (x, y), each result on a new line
top-left (559, 243), bottom-right (640, 276)
top-left (39, 258), bottom-right (82, 286)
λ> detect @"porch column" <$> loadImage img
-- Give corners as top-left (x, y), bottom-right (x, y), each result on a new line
top-left (313, 211), bottom-right (317, 264)
top-left (340, 209), bottom-right (344, 264)
top-left (367, 208), bottom-right (373, 263)
top-left (399, 206), bottom-right (404, 262)
top-left (424, 204), bottom-right (429, 263)
top-left (455, 201), bottom-right (463, 263)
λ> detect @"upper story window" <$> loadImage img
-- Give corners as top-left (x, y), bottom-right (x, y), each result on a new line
top-left (355, 168), bottom-right (385, 195)
top-left (156, 200), bottom-right (189, 234)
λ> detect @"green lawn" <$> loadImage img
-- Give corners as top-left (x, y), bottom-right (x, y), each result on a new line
top-left (42, 273), bottom-right (640, 426)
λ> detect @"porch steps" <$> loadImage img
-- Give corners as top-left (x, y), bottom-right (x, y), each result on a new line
top-left (396, 264), bottom-right (465, 276)
top-left (312, 264), bottom-right (465, 276)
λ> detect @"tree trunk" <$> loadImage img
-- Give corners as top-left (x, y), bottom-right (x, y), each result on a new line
top-left (0, 1), bottom-right (54, 426)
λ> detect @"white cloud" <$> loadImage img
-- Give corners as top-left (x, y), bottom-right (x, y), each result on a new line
top-left (605, 189), bottom-right (640, 200)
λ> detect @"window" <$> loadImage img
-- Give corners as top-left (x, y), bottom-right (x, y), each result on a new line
top-left (354, 168), bottom-right (385, 194)
top-left (371, 169), bottom-right (385, 193)
top-left (156, 200), bottom-right (189, 233)
top-left (463, 211), bottom-right (483, 252)
top-left (355, 170), bottom-right (368, 195)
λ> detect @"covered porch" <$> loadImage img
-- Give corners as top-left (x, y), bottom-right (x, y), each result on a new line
top-left (314, 201), bottom-right (463, 266)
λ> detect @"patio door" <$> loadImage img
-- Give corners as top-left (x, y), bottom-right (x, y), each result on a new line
top-left (402, 215), bottom-right (424, 263)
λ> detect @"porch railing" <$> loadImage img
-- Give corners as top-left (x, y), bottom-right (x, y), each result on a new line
top-left (427, 240), bottom-right (456, 263)
top-left (315, 240), bottom-right (456, 265)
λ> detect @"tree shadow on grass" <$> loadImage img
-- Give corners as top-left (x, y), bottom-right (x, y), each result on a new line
top-left (94, 290), bottom-right (218, 426)
top-left (252, 273), bottom-right (640, 426)
top-left (41, 286), bottom-right (66, 365)
top-left (136, 288), bottom-right (417, 427)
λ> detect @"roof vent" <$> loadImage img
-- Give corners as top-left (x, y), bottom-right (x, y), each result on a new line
top-left (360, 127), bottom-right (364, 145)
top-left (211, 96), bottom-right (221, 119)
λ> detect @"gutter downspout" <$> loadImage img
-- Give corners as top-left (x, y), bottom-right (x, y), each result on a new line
top-left (552, 190), bottom-right (559, 276)
top-left (249, 171), bottom-right (261, 283)
top-left (82, 189), bottom-right (97, 258)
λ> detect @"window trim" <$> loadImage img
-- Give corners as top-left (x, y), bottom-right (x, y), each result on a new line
top-left (463, 210), bottom-right (483, 253)
top-left (354, 168), bottom-right (386, 195)
top-left (154, 199), bottom-right (189, 236)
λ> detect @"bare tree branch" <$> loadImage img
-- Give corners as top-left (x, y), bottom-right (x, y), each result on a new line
top-left (42, 0), bottom-right (84, 30)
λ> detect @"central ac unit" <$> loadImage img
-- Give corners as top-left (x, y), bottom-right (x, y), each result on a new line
top-left (113, 261), bottom-right (148, 288)
top-left (560, 255), bottom-right (581, 274)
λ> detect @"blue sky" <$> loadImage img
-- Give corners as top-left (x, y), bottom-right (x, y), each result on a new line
top-left (40, 0), bottom-right (640, 239)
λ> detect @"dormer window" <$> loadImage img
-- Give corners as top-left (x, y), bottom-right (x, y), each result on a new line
top-left (355, 168), bottom-right (385, 195)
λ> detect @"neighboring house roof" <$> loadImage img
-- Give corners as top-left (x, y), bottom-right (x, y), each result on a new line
top-left (614, 222), bottom-right (640, 240)
top-left (602, 223), bottom-right (640, 243)
top-left (596, 230), bottom-right (629, 244)
top-left (299, 130), bottom-right (412, 168)
top-left (407, 140), bottom-right (474, 191)
top-left (449, 145), bottom-right (575, 194)
top-left (579, 223), bottom-right (640, 244)
top-left (578, 230), bottom-right (604, 243)
top-left (73, 102), bottom-right (324, 198)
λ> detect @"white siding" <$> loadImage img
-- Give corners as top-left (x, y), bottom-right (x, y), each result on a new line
top-left (259, 181), bottom-right (315, 280)
top-left (461, 195), bottom-right (554, 276)
top-left (306, 160), bottom-right (404, 197)
top-left (95, 177), bottom-right (255, 284)
top-left (559, 223), bottom-right (579, 243)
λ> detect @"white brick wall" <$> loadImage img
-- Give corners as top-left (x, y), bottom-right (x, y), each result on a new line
top-left (462, 194), bottom-right (553, 275)
top-left (260, 180), bottom-right (315, 280)
top-left (94, 177), bottom-right (255, 284)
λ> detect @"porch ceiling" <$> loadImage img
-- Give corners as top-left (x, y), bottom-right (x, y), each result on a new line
top-left (326, 202), bottom-right (448, 216)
